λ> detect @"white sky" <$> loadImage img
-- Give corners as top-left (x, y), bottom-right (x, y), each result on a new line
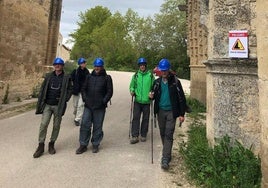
top-left (60, 0), bottom-right (165, 48)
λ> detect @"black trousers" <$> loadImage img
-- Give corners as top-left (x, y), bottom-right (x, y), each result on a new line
top-left (131, 102), bottom-right (150, 137)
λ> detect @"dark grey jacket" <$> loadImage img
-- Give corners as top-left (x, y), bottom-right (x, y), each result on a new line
top-left (71, 67), bottom-right (89, 95)
top-left (81, 69), bottom-right (113, 110)
top-left (35, 71), bottom-right (72, 116)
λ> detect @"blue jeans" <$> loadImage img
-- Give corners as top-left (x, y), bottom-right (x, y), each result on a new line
top-left (79, 107), bottom-right (105, 146)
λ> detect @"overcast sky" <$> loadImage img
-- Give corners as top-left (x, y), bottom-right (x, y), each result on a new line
top-left (60, 0), bottom-right (164, 48)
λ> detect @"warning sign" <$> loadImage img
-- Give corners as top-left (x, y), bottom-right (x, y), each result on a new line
top-left (232, 39), bottom-right (245, 50)
top-left (229, 30), bottom-right (248, 58)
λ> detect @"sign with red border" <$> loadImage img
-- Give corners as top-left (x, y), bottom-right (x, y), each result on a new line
top-left (229, 30), bottom-right (248, 58)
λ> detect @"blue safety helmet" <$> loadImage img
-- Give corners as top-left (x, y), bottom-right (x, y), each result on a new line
top-left (158, 59), bottom-right (170, 71)
top-left (53, 57), bottom-right (64, 65)
top-left (78, 57), bottom-right (86, 65)
top-left (93, 58), bottom-right (104, 67)
top-left (138, 57), bottom-right (147, 64)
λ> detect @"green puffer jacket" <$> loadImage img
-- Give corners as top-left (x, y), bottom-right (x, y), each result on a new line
top-left (129, 70), bottom-right (155, 104)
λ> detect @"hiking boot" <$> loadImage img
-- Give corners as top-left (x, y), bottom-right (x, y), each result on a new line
top-left (92, 145), bottom-right (99, 153)
top-left (48, 141), bottom-right (56, 155)
top-left (33, 143), bottom-right (45, 158)
top-left (130, 137), bottom-right (139, 144)
top-left (74, 120), bottom-right (80, 126)
top-left (76, 145), bottom-right (87, 154)
top-left (140, 136), bottom-right (146, 142)
top-left (161, 158), bottom-right (170, 170)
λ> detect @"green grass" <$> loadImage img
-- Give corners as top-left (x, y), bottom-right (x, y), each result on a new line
top-left (179, 98), bottom-right (261, 188)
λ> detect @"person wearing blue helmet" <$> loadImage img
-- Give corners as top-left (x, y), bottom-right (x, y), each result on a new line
top-left (129, 57), bottom-right (155, 144)
top-left (149, 58), bottom-right (186, 170)
top-left (71, 57), bottom-right (89, 126)
top-left (33, 57), bottom-right (72, 158)
top-left (76, 57), bottom-right (113, 154)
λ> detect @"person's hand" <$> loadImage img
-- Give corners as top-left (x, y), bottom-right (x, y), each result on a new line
top-left (149, 92), bottom-right (154, 99)
top-left (178, 116), bottom-right (184, 123)
top-left (178, 116), bottom-right (185, 127)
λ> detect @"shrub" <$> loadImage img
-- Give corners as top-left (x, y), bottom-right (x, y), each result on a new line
top-left (180, 126), bottom-right (261, 187)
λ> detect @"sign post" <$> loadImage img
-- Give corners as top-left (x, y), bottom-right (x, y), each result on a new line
top-left (229, 30), bottom-right (248, 58)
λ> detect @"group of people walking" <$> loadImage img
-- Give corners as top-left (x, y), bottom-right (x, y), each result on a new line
top-left (32, 56), bottom-right (187, 170)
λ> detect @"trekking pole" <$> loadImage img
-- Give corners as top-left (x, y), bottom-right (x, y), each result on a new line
top-left (150, 101), bottom-right (154, 164)
top-left (129, 95), bottom-right (134, 139)
top-left (154, 114), bottom-right (157, 128)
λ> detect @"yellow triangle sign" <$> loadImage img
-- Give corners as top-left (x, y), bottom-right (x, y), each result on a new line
top-left (232, 39), bottom-right (245, 50)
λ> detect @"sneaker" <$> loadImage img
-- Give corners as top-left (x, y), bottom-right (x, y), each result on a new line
top-left (92, 145), bottom-right (99, 153)
top-left (161, 158), bottom-right (169, 170)
top-left (140, 136), bottom-right (146, 142)
top-left (130, 137), bottom-right (139, 144)
top-left (76, 145), bottom-right (87, 154)
top-left (74, 120), bottom-right (80, 126)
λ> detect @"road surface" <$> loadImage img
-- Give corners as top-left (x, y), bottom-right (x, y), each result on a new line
top-left (0, 71), bottom-right (190, 188)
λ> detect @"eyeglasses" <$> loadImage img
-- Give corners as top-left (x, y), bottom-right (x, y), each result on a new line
top-left (50, 78), bottom-right (61, 90)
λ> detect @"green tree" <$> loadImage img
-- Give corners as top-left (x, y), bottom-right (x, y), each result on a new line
top-left (69, 6), bottom-right (112, 60)
top-left (90, 12), bottom-right (137, 70)
top-left (154, 0), bottom-right (189, 79)
top-left (67, 0), bottom-right (188, 77)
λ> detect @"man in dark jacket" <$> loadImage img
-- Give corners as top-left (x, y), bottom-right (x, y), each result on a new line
top-left (33, 57), bottom-right (72, 158)
top-left (150, 58), bottom-right (186, 170)
top-left (71, 57), bottom-right (89, 126)
top-left (76, 57), bottom-right (113, 154)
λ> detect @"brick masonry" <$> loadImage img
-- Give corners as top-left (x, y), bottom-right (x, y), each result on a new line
top-left (0, 0), bottom-right (61, 103)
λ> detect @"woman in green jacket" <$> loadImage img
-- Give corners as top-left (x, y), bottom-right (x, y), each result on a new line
top-left (129, 57), bottom-right (155, 144)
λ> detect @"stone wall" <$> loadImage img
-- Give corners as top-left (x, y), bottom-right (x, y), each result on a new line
top-left (205, 0), bottom-right (260, 152)
top-left (256, 0), bottom-right (268, 186)
top-left (0, 0), bottom-right (50, 102)
top-left (45, 0), bottom-right (62, 66)
top-left (205, 59), bottom-right (260, 151)
top-left (56, 33), bottom-right (71, 62)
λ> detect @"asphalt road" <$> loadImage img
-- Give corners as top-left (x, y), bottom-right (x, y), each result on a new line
top-left (0, 71), bottom-right (190, 188)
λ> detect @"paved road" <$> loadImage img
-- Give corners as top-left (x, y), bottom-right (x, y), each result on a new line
top-left (0, 71), bottom-right (190, 188)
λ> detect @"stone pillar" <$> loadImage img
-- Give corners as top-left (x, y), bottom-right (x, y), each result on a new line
top-left (205, 0), bottom-right (260, 152)
top-left (256, 0), bottom-right (268, 186)
top-left (187, 0), bottom-right (208, 104)
top-left (45, 0), bottom-right (62, 65)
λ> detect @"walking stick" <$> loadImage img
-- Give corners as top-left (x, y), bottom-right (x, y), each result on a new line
top-left (154, 114), bottom-right (157, 128)
top-left (150, 101), bottom-right (154, 164)
top-left (129, 95), bottom-right (134, 139)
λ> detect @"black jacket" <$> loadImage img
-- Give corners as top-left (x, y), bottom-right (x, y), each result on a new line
top-left (81, 69), bottom-right (113, 109)
top-left (35, 71), bottom-right (72, 116)
top-left (152, 73), bottom-right (186, 118)
top-left (71, 67), bottom-right (90, 95)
